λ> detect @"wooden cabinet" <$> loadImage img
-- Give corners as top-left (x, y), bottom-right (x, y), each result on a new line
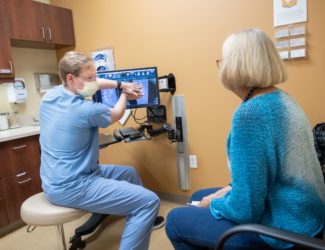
top-left (0, 0), bottom-right (14, 81)
top-left (40, 2), bottom-right (75, 46)
top-left (4, 0), bottom-right (75, 47)
top-left (0, 136), bottom-right (41, 178)
top-left (0, 0), bottom-right (74, 83)
top-left (4, 0), bottom-right (41, 42)
top-left (0, 135), bottom-right (42, 226)
top-left (0, 184), bottom-right (9, 227)
top-left (2, 168), bottom-right (41, 223)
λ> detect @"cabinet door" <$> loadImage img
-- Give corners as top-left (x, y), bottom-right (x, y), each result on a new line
top-left (0, 136), bottom-right (40, 178)
top-left (0, 197), bottom-right (9, 227)
top-left (4, 0), bottom-right (44, 42)
top-left (0, 0), bottom-right (14, 80)
top-left (43, 4), bottom-right (75, 47)
top-left (0, 184), bottom-right (9, 227)
top-left (1, 168), bottom-right (42, 223)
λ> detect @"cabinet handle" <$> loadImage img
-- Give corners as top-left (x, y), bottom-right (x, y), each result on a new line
top-left (17, 178), bottom-right (32, 184)
top-left (9, 61), bottom-right (13, 73)
top-left (41, 26), bottom-right (46, 40)
top-left (12, 145), bottom-right (27, 151)
top-left (16, 172), bottom-right (27, 177)
top-left (0, 61), bottom-right (13, 74)
top-left (47, 27), bottom-right (52, 41)
top-left (0, 68), bottom-right (11, 74)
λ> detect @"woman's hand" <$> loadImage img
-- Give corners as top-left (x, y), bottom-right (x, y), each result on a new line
top-left (197, 185), bottom-right (232, 207)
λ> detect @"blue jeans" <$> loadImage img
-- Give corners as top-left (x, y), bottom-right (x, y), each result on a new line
top-left (165, 188), bottom-right (276, 250)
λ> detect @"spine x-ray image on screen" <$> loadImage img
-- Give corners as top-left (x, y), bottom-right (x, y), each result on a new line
top-left (93, 67), bottom-right (160, 109)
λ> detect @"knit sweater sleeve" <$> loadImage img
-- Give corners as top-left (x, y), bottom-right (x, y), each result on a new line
top-left (210, 102), bottom-right (276, 223)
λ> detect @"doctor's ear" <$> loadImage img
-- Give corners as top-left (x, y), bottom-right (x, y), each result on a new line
top-left (66, 73), bottom-right (75, 84)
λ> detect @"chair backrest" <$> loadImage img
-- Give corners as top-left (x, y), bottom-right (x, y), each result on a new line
top-left (313, 123), bottom-right (325, 180)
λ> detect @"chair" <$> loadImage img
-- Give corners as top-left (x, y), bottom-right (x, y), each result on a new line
top-left (215, 224), bottom-right (325, 250)
top-left (20, 192), bottom-right (87, 250)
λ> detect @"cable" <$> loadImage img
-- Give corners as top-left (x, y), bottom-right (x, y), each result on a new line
top-left (131, 109), bottom-right (147, 125)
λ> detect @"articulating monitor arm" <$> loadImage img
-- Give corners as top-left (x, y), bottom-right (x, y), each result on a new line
top-left (140, 122), bottom-right (182, 143)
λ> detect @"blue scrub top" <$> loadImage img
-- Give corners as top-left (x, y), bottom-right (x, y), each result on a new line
top-left (39, 85), bottom-right (111, 195)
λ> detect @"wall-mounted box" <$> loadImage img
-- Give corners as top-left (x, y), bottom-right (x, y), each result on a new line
top-left (34, 73), bottom-right (60, 93)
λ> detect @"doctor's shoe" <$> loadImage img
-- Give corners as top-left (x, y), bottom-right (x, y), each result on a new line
top-left (153, 216), bottom-right (165, 230)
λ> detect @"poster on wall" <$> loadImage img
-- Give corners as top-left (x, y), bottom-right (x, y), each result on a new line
top-left (91, 47), bottom-right (116, 72)
top-left (273, 0), bottom-right (307, 27)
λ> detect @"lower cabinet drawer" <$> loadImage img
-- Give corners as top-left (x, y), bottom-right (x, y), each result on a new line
top-left (0, 135), bottom-right (40, 178)
top-left (1, 168), bottom-right (42, 223)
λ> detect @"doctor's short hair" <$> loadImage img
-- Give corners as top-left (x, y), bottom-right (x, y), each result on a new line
top-left (220, 29), bottom-right (288, 90)
top-left (58, 51), bottom-right (94, 84)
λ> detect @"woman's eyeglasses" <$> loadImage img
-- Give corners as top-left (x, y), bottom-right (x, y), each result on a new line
top-left (216, 59), bottom-right (223, 68)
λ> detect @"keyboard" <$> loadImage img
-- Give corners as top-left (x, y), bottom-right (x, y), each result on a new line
top-left (119, 127), bottom-right (140, 138)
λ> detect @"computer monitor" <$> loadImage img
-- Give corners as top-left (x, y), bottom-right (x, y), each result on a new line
top-left (93, 67), bottom-right (160, 109)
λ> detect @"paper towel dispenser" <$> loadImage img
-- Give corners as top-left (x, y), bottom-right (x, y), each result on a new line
top-left (34, 72), bottom-right (60, 93)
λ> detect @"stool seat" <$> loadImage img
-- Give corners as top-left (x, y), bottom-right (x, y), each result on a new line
top-left (21, 192), bottom-right (86, 226)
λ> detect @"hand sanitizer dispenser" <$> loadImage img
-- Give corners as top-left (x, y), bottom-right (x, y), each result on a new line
top-left (7, 78), bottom-right (28, 104)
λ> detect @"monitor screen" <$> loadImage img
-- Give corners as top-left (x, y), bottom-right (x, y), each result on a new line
top-left (93, 67), bottom-right (160, 109)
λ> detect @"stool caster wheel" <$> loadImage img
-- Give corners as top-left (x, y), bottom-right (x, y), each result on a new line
top-left (69, 235), bottom-right (86, 249)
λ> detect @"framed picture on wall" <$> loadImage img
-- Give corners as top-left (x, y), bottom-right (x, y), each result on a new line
top-left (91, 47), bottom-right (116, 73)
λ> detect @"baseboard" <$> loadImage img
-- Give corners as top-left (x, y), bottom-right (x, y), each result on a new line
top-left (0, 220), bottom-right (24, 237)
top-left (156, 191), bottom-right (190, 204)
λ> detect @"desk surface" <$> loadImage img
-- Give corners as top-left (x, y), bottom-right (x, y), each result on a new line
top-left (99, 132), bottom-right (147, 149)
top-left (99, 133), bottom-right (121, 148)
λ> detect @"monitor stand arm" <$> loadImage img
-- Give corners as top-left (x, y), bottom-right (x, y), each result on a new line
top-left (141, 122), bottom-right (181, 143)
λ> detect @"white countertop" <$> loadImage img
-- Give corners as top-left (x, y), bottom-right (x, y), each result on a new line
top-left (0, 126), bottom-right (40, 142)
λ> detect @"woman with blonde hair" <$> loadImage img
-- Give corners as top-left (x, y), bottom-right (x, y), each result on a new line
top-left (166, 29), bottom-right (325, 249)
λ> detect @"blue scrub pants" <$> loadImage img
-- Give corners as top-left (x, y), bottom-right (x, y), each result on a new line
top-left (165, 188), bottom-right (276, 250)
top-left (46, 165), bottom-right (160, 250)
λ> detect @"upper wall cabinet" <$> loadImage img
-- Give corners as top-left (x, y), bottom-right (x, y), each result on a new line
top-left (4, 0), bottom-right (75, 48)
top-left (41, 3), bottom-right (75, 47)
top-left (0, 0), bottom-right (14, 81)
top-left (4, 0), bottom-right (42, 42)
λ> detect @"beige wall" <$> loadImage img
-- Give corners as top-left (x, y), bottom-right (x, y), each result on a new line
top-left (50, 0), bottom-right (325, 196)
top-left (0, 48), bottom-right (57, 116)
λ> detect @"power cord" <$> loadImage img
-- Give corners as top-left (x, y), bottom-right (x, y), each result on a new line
top-left (131, 109), bottom-right (147, 125)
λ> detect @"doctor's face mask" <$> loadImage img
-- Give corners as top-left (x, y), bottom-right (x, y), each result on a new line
top-left (74, 77), bottom-right (99, 97)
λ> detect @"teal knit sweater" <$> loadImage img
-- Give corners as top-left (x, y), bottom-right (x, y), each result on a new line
top-left (210, 89), bottom-right (325, 249)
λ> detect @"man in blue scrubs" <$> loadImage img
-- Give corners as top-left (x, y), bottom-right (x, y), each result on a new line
top-left (39, 51), bottom-right (161, 250)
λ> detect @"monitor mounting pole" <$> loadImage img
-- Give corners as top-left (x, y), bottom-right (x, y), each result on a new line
top-left (172, 95), bottom-right (190, 190)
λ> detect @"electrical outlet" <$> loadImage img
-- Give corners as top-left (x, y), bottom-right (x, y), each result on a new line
top-left (189, 155), bottom-right (198, 168)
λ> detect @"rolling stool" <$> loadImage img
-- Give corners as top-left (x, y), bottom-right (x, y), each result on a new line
top-left (20, 192), bottom-right (87, 250)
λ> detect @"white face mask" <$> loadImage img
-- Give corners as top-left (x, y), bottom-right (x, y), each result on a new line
top-left (76, 80), bottom-right (99, 97)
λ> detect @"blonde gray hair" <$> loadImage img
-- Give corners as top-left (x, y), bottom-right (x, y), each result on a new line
top-left (220, 29), bottom-right (287, 90)
top-left (58, 51), bottom-right (94, 84)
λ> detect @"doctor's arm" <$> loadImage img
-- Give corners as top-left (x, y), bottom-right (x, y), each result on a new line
top-left (110, 93), bottom-right (127, 123)
top-left (110, 91), bottom-right (143, 123)
top-left (97, 78), bottom-right (142, 95)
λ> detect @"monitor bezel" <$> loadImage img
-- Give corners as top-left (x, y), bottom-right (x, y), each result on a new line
top-left (94, 66), bottom-right (160, 109)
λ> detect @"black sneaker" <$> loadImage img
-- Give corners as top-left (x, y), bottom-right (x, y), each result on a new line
top-left (152, 216), bottom-right (165, 230)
